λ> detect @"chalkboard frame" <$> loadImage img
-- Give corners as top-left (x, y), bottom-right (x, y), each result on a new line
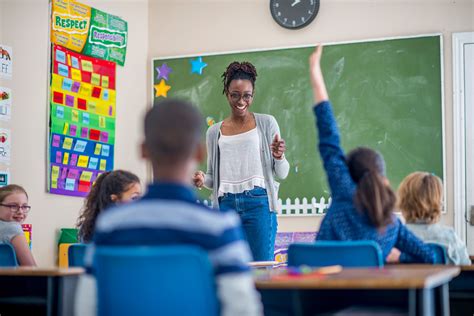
top-left (151, 33), bottom-right (446, 213)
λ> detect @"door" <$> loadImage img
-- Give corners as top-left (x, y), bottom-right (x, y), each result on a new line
top-left (453, 32), bottom-right (474, 255)
top-left (464, 42), bottom-right (474, 255)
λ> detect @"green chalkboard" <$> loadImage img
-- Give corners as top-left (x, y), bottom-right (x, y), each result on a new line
top-left (152, 35), bottom-right (443, 201)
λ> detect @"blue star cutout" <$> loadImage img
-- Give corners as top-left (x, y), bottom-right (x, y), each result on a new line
top-left (190, 57), bottom-right (207, 75)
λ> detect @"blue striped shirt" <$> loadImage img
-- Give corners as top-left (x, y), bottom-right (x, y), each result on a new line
top-left (86, 182), bottom-right (251, 275)
top-left (314, 101), bottom-right (435, 263)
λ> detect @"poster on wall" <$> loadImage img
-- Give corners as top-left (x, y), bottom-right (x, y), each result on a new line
top-left (51, 0), bottom-right (128, 66)
top-left (22, 224), bottom-right (32, 249)
top-left (0, 87), bottom-right (12, 121)
top-left (0, 128), bottom-right (11, 164)
top-left (0, 44), bottom-right (13, 79)
top-left (0, 169), bottom-right (10, 187)
top-left (48, 44), bottom-right (116, 197)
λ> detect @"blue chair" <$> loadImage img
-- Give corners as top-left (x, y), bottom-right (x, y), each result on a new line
top-left (94, 246), bottom-right (219, 316)
top-left (427, 243), bottom-right (448, 264)
top-left (68, 243), bottom-right (87, 267)
top-left (0, 243), bottom-right (17, 267)
top-left (288, 241), bottom-right (384, 268)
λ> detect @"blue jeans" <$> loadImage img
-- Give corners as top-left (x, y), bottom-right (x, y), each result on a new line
top-left (219, 187), bottom-right (277, 261)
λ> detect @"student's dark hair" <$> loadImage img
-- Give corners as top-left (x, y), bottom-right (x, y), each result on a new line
top-left (144, 99), bottom-right (203, 166)
top-left (77, 170), bottom-right (140, 243)
top-left (0, 184), bottom-right (28, 203)
top-left (222, 61), bottom-right (258, 94)
top-left (346, 147), bottom-right (396, 229)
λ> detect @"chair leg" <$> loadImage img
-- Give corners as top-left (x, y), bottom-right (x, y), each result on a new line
top-left (435, 284), bottom-right (449, 316)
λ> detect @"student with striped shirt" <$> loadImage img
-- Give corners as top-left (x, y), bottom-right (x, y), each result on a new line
top-left (76, 99), bottom-right (262, 316)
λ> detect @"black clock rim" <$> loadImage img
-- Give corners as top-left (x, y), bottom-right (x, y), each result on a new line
top-left (269, 0), bottom-right (320, 30)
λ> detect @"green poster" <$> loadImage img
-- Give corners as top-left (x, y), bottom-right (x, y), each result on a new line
top-left (82, 8), bottom-right (128, 66)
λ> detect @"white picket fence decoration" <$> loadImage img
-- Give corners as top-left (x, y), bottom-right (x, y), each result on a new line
top-left (198, 196), bottom-right (332, 217)
top-left (277, 196), bottom-right (332, 217)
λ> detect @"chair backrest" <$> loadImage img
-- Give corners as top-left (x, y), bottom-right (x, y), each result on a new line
top-left (68, 243), bottom-right (87, 267)
top-left (94, 245), bottom-right (219, 316)
top-left (0, 243), bottom-right (17, 267)
top-left (427, 243), bottom-right (448, 264)
top-left (288, 241), bottom-right (384, 268)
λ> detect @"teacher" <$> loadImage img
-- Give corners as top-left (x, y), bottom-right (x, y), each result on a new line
top-left (193, 61), bottom-right (289, 261)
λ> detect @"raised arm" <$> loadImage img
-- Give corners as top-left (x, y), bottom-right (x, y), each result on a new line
top-left (310, 45), bottom-right (354, 199)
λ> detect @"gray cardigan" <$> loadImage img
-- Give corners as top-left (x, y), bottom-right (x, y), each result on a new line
top-left (204, 113), bottom-right (290, 212)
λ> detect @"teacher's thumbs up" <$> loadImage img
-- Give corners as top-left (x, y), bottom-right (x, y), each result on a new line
top-left (271, 134), bottom-right (286, 160)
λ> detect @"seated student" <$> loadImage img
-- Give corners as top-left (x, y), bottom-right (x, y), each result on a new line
top-left (0, 185), bottom-right (36, 266)
top-left (398, 172), bottom-right (471, 265)
top-left (309, 45), bottom-right (435, 263)
top-left (76, 170), bottom-right (141, 243)
top-left (76, 99), bottom-right (262, 316)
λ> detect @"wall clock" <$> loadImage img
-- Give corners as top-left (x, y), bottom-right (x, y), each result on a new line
top-left (270, 0), bottom-right (320, 30)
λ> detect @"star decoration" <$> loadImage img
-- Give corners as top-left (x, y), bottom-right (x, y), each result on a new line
top-left (190, 57), bottom-right (207, 75)
top-left (154, 79), bottom-right (171, 97)
top-left (156, 63), bottom-right (172, 81)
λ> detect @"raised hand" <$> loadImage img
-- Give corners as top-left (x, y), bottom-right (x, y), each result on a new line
top-left (309, 44), bottom-right (329, 104)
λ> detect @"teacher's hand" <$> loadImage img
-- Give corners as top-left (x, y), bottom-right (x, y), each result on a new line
top-left (271, 134), bottom-right (286, 160)
top-left (192, 170), bottom-right (205, 188)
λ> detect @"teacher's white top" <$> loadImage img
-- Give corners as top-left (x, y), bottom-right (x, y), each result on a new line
top-left (218, 128), bottom-right (266, 196)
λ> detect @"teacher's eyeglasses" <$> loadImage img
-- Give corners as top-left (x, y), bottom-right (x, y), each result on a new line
top-left (0, 204), bottom-right (31, 214)
top-left (229, 92), bottom-right (253, 103)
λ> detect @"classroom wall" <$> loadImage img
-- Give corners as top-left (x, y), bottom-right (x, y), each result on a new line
top-left (148, 0), bottom-right (474, 233)
top-left (0, 0), bottom-right (472, 265)
top-left (0, 0), bottom-right (149, 266)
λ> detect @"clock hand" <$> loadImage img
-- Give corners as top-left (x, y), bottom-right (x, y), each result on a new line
top-left (291, 0), bottom-right (301, 7)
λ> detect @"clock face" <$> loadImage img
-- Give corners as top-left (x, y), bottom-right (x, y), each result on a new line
top-left (270, 0), bottom-right (320, 29)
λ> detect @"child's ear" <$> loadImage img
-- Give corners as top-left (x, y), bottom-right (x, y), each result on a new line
top-left (110, 194), bottom-right (118, 202)
top-left (195, 143), bottom-right (206, 164)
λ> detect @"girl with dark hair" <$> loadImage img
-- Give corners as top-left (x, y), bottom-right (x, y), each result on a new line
top-left (309, 45), bottom-right (435, 263)
top-left (193, 61), bottom-right (290, 261)
top-left (0, 184), bottom-right (36, 266)
top-left (77, 170), bottom-right (141, 243)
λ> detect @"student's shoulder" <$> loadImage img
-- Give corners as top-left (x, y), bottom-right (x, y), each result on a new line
top-left (0, 220), bottom-right (22, 231)
top-left (96, 199), bottom-right (240, 231)
top-left (433, 224), bottom-right (458, 240)
top-left (0, 220), bottom-right (23, 241)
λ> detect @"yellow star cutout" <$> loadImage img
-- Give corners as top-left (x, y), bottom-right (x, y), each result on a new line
top-left (154, 79), bottom-right (171, 97)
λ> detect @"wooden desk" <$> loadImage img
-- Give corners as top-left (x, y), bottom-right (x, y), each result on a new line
top-left (255, 265), bottom-right (459, 316)
top-left (0, 267), bottom-right (84, 316)
top-left (450, 265), bottom-right (474, 315)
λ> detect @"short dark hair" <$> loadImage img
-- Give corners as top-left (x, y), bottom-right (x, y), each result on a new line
top-left (144, 99), bottom-right (203, 165)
